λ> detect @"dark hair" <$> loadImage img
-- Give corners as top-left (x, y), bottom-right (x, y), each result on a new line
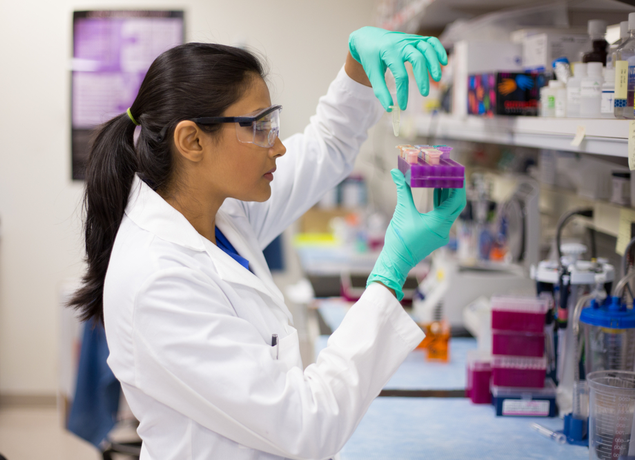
top-left (69, 43), bottom-right (265, 323)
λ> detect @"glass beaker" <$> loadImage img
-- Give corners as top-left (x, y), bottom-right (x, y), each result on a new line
top-left (588, 370), bottom-right (635, 460)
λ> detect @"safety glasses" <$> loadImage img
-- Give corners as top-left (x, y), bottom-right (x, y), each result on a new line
top-left (191, 105), bottom-right (282, 148)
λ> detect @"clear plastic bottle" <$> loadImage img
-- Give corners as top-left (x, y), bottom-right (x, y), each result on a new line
top-left (582, 20), bottom-right (608, 65)
top-left (614, 13), bottom-right (635, 118)
top-left (601, 67), bottom-right (615, 118)
top-left (580, 62), bottom-right (604, 118)
top-left (567, 63), bottom-right (587, 118)
top-left (541, 81), bottom-right (563, 117)
top-left (607, 21), bottom-right (629, 69)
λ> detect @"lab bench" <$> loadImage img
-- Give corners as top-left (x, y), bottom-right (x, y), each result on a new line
top-left (314, 300), bottom-right (588, 459)
top-left (339, 397), bottom-right (587, 460)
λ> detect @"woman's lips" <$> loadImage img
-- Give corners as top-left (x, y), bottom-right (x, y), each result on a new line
top-left (264, 167), bottom-right (276, 181)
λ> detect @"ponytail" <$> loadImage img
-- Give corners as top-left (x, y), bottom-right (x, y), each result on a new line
top-left (69, 113), bottom-right (137, 323)
top-left (68, 42), bottom-right (265, 323)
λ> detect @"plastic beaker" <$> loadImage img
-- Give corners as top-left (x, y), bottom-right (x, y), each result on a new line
top-left (588, 370), bottom-right (635, 460)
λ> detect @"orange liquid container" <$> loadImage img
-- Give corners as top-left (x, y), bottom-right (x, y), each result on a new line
top-left (417, 320), bottom-right (451, 362)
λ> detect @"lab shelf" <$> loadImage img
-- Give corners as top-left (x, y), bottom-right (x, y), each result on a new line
top-left (377, 0), bottom-right (634, 33)
top-left (415, 114), bottom-right (630, 157)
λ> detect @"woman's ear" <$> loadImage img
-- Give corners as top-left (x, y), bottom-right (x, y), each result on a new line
top-left (173, 121), bottom-right (206, 163)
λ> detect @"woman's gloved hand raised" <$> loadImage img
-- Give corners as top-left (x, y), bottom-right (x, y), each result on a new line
top-left (348, 26), bottom-right (448, 111)
top-left (367, 170), bottom-right (466, 301)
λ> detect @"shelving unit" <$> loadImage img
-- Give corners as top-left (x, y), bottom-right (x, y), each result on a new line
top-left (414, 114), bottom-right (630, 157)
top-left (377, 0), bottom-right (635, 34)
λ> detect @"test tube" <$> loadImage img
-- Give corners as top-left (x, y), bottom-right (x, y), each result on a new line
top-left (390, 105), bottom-right (400, 137)
top-left (404, 148), bottom-right (419, 165)
top-left (425, 149), bottom-right (442, 165)
top-left (434, 145), bottom-right (453, 160)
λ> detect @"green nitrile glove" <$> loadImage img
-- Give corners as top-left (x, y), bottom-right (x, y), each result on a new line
top-left (348, 26), bottom-right (448, 111)
top-left (367, 169), bottom-right (466, 301)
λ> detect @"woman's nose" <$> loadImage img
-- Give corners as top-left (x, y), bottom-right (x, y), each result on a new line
top-left (270, 136), bottom-right (286, 158)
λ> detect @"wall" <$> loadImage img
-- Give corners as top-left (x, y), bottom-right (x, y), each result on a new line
top-left (0, 0), bottom-right (376, 396)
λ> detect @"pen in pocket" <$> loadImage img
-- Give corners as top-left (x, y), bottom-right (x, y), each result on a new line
top-left (271, 334), bottom-right (279, 360)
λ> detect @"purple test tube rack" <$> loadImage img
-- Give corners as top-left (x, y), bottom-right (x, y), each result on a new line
top-left (397, 144), bottom-right (464, 188)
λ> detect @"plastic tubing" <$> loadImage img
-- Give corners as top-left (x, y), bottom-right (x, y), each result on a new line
top-left (555, 208), bottom-right (594, 264)
top-left (613, 270), bottom-right (635, 298)
top-left (621, 236), bottom-right (635, 279)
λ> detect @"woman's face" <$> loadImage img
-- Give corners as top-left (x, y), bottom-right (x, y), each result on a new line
top-left (201, 76), bottom-right (286, 203)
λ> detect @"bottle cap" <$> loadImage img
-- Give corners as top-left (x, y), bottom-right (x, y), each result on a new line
top-left (573, 62), bottom-right (587, 78)
top-left (587, 62), bottom-right (603, 77)
top-left (588, 19), bottom-right (607, 37)
top-left (621, 21), bottom-right (629, 39)
top-left (630, 13), bottom-right (635, 32)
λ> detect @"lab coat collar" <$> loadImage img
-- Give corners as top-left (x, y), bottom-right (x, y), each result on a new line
top-left (125, 175), bottom-right (293, 324)
top-left (125, 175), bottom-right (206, 252)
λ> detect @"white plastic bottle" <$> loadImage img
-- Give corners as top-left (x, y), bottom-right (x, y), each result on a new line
top-left (601, 67), bottom-right (615, 118)
top-left (541, 81), bottom-right (563, 117)
top-left (580, 62), bottom-right (604, 118)
top-left (556, 84), bottom-right (567, 118)
top-left (567, 63), bottom-right (587, 118)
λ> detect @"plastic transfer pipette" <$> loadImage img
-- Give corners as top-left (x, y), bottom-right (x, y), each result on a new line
top-left (531, 423), bottom-right (566, 444)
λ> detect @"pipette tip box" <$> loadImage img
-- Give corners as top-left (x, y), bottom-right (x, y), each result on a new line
top-left (491, 355), bottom-right (547, 388)
top-left (396, 145), bottom-right (464, 188)
top-left (491, 379), bottom-right (557, 417)
top-left (491, 296), bottom-right (548, 333)
top-left (466, 351), bottom-right (492, 404)
top-left (492, 329), bottom-right (545, 357)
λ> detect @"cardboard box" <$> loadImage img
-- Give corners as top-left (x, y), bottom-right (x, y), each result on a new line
top-left (452, 40), bottom-right (523, 117)
top-left (512, 28), bottom-right (589, 72)
top-left (467, 72), bottom-right (544, 116)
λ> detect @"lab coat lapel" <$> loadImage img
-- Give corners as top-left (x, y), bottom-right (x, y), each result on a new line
top-left (213, 211), bottom-right (293, 324)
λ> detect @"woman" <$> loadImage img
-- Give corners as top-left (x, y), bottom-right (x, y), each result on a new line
top-left (70, 27), bottom-right (465, 460)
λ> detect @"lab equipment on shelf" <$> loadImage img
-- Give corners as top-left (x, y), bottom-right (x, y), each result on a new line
top-left (396, 144), bottom-right (464, 188)
top-left (492, 379), bottom-right (558, 417)
top-left (580, 62), bottom-right (604, 118)
top-left (587, 370), bottom-right (635, 460)
top-left (614, 13), bottom-right (635, 118)
top-left (581, 20), bottom-right (608, 65)
top-left (600, 67), bottom-right (615, 119)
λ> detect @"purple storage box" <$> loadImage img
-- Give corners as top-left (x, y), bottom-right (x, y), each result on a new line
top-left (491, 355), bottom-right (546, 388)
top-left (492, 329), bottom-right (545, 357)
top-left (397, 155), bottom-right (465, 189)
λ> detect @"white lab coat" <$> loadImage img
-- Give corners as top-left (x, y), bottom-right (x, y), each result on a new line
top-left (104, 66), bottom-right (425, 460)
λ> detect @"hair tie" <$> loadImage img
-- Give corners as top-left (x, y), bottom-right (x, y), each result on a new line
top-left (126, 108), bottom-right (140, 126)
